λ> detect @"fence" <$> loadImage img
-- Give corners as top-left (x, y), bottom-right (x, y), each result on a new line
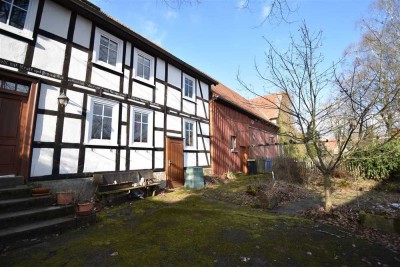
top-left (253, 157), bottom-right (318, 184)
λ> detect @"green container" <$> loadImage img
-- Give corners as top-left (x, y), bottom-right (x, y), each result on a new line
top-left (184, 167), bottom-right (205, 189)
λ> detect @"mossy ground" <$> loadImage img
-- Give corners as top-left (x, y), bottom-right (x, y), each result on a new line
top-left (2, 175), bottom-right (399, 266)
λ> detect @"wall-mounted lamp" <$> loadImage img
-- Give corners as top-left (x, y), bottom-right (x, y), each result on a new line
top-left (58, 92), bottom-right (69, 107)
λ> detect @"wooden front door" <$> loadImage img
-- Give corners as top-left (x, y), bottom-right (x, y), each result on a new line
top-left (240, 146), bottom-right (249, 174)
top-left (0, 93), bottom-right (25, 175)
top-left (165, 137), bottom-right (184, 188)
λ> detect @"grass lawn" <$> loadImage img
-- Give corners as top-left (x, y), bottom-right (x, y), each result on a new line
top-left (2, 175), bottom-right (399, 266)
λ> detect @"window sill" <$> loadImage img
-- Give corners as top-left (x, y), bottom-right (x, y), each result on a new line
top-left (84, 140), bottom-right (118, 147)
top-left (92, 61), bottom-right (122, 74)
top-left (231, 149), bottom-right (238, 153)
top-left (130, 144), bottom-right (154, 149)
top-left (133, 76), bottom-right (154, 86)
top-left (183, 96), bottom-right (196, 103)
top-left (0, 25), bottom-right (33, 41)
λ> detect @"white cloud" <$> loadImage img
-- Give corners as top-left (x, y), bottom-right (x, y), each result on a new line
top-left (143, 20), bottom-right (166, 46)
top-left (261, 5), bottom-right (271, 20)
top-left (165, 10), bottom-right (178, 20)
top-left (237, 0), bottom-right (247, 8)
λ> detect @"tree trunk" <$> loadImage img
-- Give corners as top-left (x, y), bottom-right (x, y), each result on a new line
top-left (323, 174), bottom-right (332, 211)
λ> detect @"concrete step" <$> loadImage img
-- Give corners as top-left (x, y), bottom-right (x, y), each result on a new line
top-left (0, 205), bottom-right (75, 229)
top-left (0, 214), bottom-right (97, 249)
top-left (0, 216), bottom-right (76, 242)
top-left (0, 195), bottom-right (55, 213)
top-left (0, 185), bottom-right (34, 200)
top-left (0, 176), bottom-right (24, 189)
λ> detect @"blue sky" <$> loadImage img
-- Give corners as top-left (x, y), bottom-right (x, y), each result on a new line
top-left (90, 0), bottom-right (374, 98)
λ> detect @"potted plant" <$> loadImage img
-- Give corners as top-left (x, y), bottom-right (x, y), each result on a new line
top-left (56, 191), bottom-right (74, 205)
top-left (75, 183), bottom-right (95, 216)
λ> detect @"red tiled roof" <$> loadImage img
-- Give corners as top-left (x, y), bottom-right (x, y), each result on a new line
top-left (250, 93), bottom-right (283, 120)
top-left (211, 84), bottom-right (276, 126)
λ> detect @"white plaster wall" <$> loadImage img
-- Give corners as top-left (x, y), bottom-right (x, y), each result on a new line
top-left (166, 87), bottom-right (181, 110)
top-left (32, 35), bottom-right (66, 75)
top-left (132, 81), bottom-right (153, 102)
top-left (130, 150), bottom-right (152, 170)
top-left (167, 64), bottom-right (181, 88)
top-left (62, 118), bottom-right (81, 143)
top-left (73, 15), bottom-right (92, 48)
top-left (198, 81), bottom-right (209, 100)
top-left (154, 131), bottom-right (164, 148)
top-left (155, 81), bottom-right (165, 105)
top-left (31, 148), bottom-right (53, 176)
top-left (123, 69), bottom-right (130, 95)
top-left (156, 58), bottom-right (165, 81)
top-left (154, 111), bottom-right (164, 128)
top-left (40, 0), bottom-right (70, 38)
top-left (38, 83), bottom-right (59, 111)
top-left (197, 137), bottom-right (210, 151)
top-left (184, 152), bottom-right (196, 167)
top-left (198, 152), bottom-right (210, 166)
top-left (125, 42), bottom-right (131, 66)
top-left (83, 148), bottom-right (116, 173)
top-left (182, 99), bottom-right (196, 115)
top-left (196, 100), bottom-right (209, 119)
top-left (121, 125), bottom-right (127, 146)
top-left (68, 47), bottom-right (88, 81)
top-left (121, 103), bottom-right (128, 122)
top-left (198, 123), bottom-right (210, 136)
top-left (166, 115), bottom-right (181, 132)
top-left (59, 148), bottom-right (79, 174)
top-left (65, 90), bottom-right (83, 115)
top-left (0, 35), bottom-right (28, 63)
top-left (154, 151), bottom-right (164, 169)
top-left (166, 132), bottom-right (181, 138)
top-left (120, 149), bottom-right (126, 171)
top-left (34, 114), bottom-right (57, 142)
top-left (91, 66), bottom-right (120, 91)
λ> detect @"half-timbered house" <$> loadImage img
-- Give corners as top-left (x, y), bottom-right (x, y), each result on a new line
top-left (210, 83), bottom-right (279, 175)
top-left (0, 0), bottom-right (216, 191)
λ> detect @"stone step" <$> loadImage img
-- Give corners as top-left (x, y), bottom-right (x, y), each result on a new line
top-left (0, 185), bottom-right (34, 200)
top-left (0, 214), bottom-right (96, 249)
top-left (0, 195), bottom-right (55, 213)
top-left (0, 176), bottom-right (24, 189)
top-left (0, 216), bottom-right (76, 243)
top-left (0, 205), bottom-right (75, 229)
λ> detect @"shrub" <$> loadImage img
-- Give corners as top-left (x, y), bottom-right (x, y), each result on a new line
top-left (346, 139), bottom-right (400, 181)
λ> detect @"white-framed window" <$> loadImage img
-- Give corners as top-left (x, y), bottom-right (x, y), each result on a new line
top-left (184, 119), bottom-right (196, 149)
top-left (99, 35), bottom-right (118, 66)
top-left (85, 96), bottom-right (119, 146)
top-left (0, 0), bottom-right (38, 38)
top-left (230, 136), bottom-right (237, 152)
top-left (93, 27), bottom-right (123, 71)
top-left (130, 106), bottom-right (153, 147)
top-left (183, 74), bottom-right (195, 101)
top-left (133, 48), bottom-right (154, 84)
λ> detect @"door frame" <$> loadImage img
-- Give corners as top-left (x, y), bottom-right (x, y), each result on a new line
top-left (240, 146), bottom-right (249, 174)
top-left (0, 71), bottom-right (38, 181)
top-left (165, 137), bottom-right (184, 188)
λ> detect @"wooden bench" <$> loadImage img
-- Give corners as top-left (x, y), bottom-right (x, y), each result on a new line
top-left (94, 171), bottom-right (160, 203)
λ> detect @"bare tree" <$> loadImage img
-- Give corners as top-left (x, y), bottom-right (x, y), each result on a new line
top-left (238, 22), bottom-right (390, 211)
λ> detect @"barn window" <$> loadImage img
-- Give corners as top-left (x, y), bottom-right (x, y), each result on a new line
top-left (230, 136), bottom-right (237, 152)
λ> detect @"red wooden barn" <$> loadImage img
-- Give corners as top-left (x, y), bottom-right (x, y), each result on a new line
top-left (210, 84), bottom-right (279, 175)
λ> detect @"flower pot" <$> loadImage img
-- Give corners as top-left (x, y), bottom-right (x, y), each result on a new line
top-left (76, 202), bottom-right (94, 216)
top-left (32, 187), bottom-right (50, 196)
top-left (56, 192), bottom-right (74, 205)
